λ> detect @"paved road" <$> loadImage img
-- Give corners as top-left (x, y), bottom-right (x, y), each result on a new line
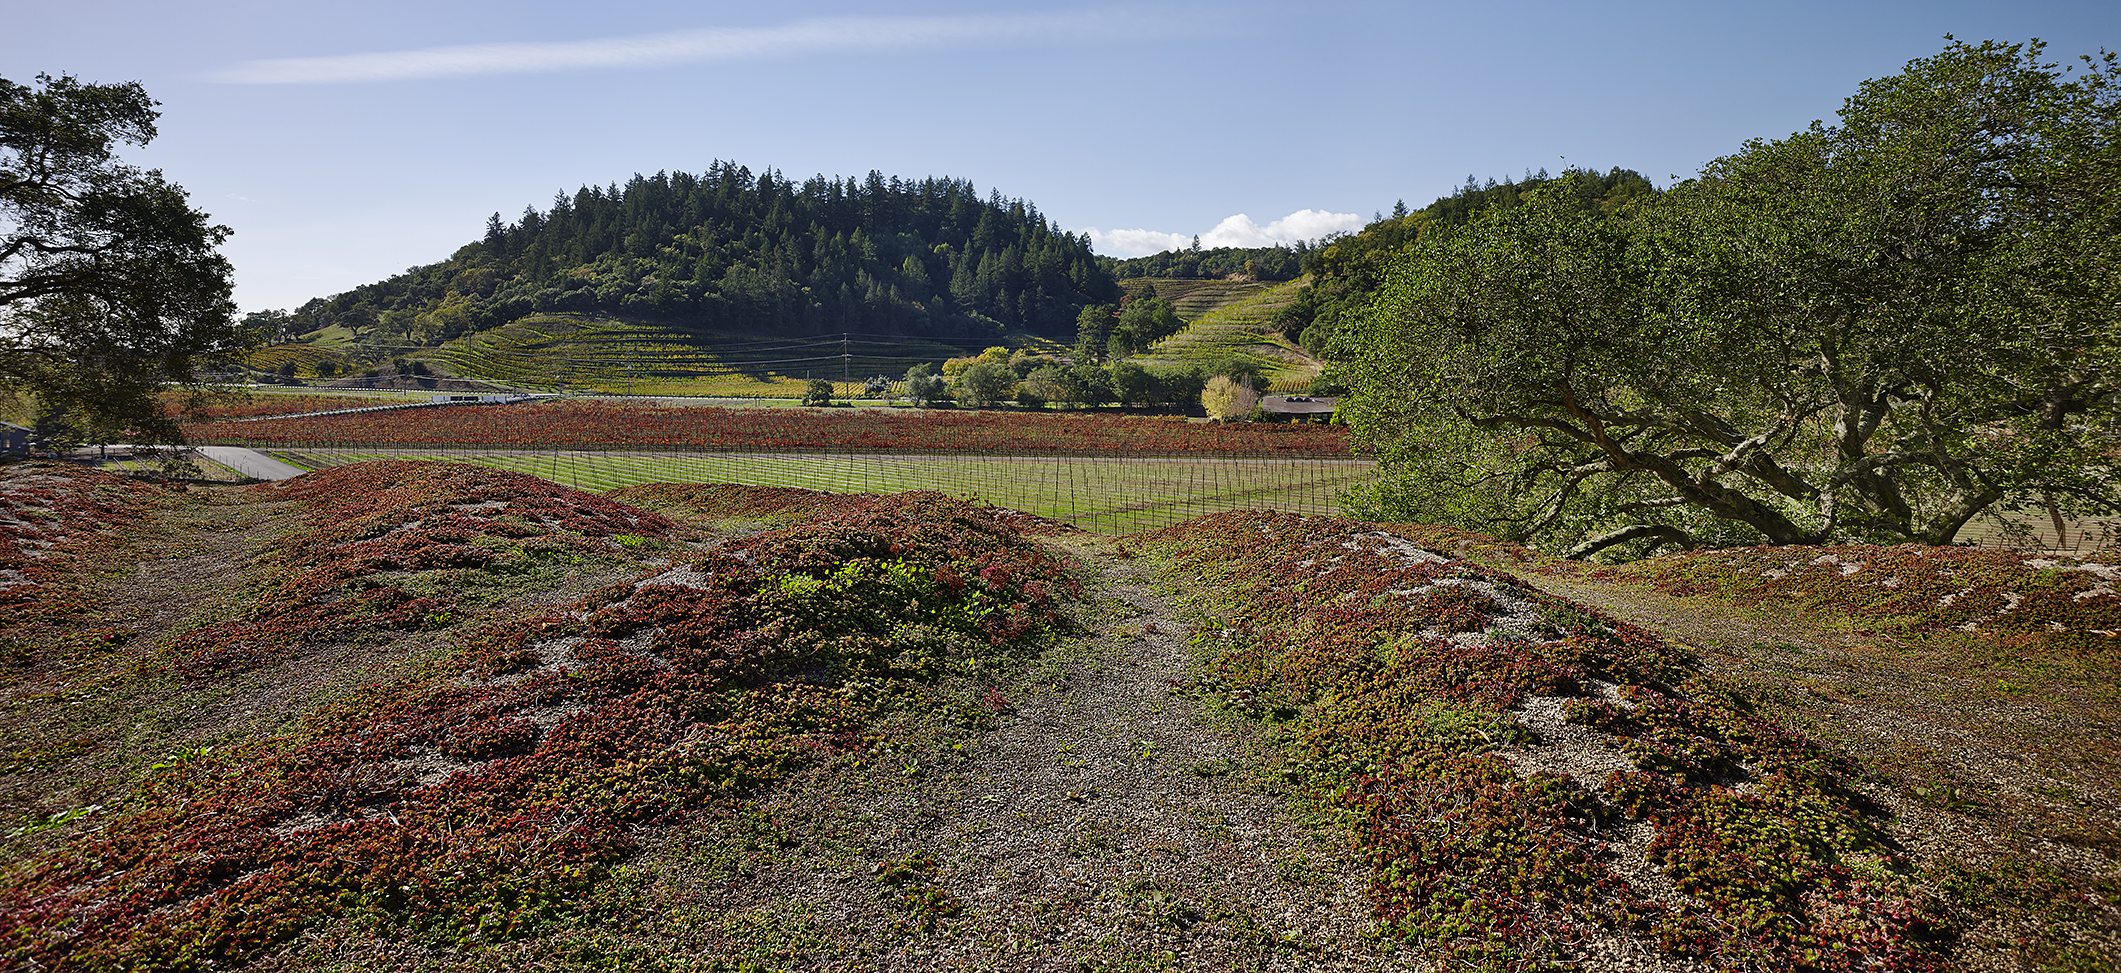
top-left (193, 446), bottom-right (308, 481)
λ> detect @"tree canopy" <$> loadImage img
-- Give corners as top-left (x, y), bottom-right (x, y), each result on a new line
top-left (0, 74), bottom-right (245, 443)
top-left (274, 166), bottom-right (1120, 350)
top-left (1104, 243), bottom-right (1304, 282)
top-left (1337, 39), bottom-right (2121, 556)
top-left (1108, 289), bottom-right (1184, 357)
top-left (1275, 168), bottom-right (1655, 355)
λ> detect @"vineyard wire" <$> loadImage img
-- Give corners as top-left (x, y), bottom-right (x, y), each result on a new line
top-left (182, 426), bottom-right (2121, 550)
top-left (231, 439), bottom-right (1376, 534)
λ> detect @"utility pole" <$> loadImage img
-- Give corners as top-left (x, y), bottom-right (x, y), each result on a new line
top-left (842, 332), bottom-right (851, 388)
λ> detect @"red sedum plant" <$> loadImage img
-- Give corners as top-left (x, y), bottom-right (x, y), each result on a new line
top-left (1141, 511), bottom-right (1950, 972)
top-left (1599, 544), bottom-right (2121, 638)
top-left (0, 464), bottom-right (1079, 972)
top-left (0, 462), bottom-right (187, 674)
top-left (166, 461), bottom-right (682, 675)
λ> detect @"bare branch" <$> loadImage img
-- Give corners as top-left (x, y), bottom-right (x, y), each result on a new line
top-left (1565, 524), bottom-right (1697, 560)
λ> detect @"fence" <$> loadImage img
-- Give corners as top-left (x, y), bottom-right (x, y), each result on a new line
top-left (231, 441), bottom-right (1375, 534)
top-left (1955, 510), bottom-right (2117, 555)
top-left (200, 438), bottom-right (2116, 552)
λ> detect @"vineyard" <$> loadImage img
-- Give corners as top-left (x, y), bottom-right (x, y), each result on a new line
top-left (252, 279), bottom-right (1306, 400)
top-left (1131, 278), bottom-right (1318, 392)
top-left (182, 393), bottom-right (421, 419)
top-left (196, 403), bottom-right (1362, 532)
top-left (239, 344), bottom-right (356, 379)
top-left (238, 445), bottom-right (1371, 533)
top-left (1116, 278), bottom-right (1278, 318)
top-left (417, 316), bottom-right (1067, 397)
top-left (201, 401), bottom-right (1350, 453)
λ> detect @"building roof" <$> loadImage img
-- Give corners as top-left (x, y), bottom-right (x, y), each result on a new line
top-left (1259, 395), bottom-right (1340, 415)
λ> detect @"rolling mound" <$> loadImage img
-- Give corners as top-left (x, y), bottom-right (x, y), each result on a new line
top-left (1, 462), bottom-right (2112, 971)
top-left (1, 463), bottom-right (1078, 970)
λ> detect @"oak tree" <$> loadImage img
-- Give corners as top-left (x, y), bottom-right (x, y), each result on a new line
top-left (1339, 40), bottom-right (2121, 556)
top-left (1, 74), bottom-right (247, 443)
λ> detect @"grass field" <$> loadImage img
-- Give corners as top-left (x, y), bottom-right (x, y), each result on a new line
top-left (256, 445), bottom-right (1373, 533)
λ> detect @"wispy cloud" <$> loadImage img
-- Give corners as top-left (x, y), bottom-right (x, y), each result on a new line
top-left (205, 9), bottom-right (1220, 84)
top-left (1083, 209), bottom-right (1365, 257)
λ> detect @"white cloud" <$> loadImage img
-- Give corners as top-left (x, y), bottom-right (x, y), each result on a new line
top-left (1202, 209), bottom-right (1365, 247)
top-left (1082, 209), bottom-right (1364, 257)
top-left (204, 9), bottom-right (1220, 84)
top-left (1085, 227), bottom-right (1193, 256)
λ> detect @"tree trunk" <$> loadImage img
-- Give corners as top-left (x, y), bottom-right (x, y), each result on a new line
top-left (1565, 524), bottom-right (1697, 561)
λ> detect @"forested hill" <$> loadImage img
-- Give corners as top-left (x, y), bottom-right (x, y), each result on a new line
top-left (1275, 167), bottom-right (1656, 355)
top-left (257, 163), bottom-right (1122, 346)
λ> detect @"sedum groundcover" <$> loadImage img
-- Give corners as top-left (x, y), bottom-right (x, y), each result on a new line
top-left (0, 463), bottom-right (1080, 971)
top-left (1138, 511), bottom-right (1951, 972)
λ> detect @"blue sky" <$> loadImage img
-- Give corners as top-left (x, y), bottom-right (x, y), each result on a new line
top-left (7, 1), bottom-right (2116, 313)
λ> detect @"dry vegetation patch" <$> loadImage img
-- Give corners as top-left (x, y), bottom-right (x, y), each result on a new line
top-left (1517, 568), bottom-right (2121, 973)
top-left (1593, 544), bottom-right (2121, 638)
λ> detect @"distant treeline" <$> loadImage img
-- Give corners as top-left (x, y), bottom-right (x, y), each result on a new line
top-left (1093, 168), bottom-right (1656, 345)
top-left (1104, 244), bottom-right (1305, 282)
top-left (249, 163), bottom-right (1122, 349)
top-left (1275, 167), bottom-right (1658, 357)
top-left (931, 344), bottom-right (1276, 410)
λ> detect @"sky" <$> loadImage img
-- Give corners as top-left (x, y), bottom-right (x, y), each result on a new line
top-left (6, 1), bottom-right (2117, 313)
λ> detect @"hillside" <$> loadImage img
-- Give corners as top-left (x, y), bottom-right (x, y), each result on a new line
top-left (244, 164), bottom-right (1121, 376)
top-left (1124, 278), bottom-right (1319, 392)
top-left (246, 317), bottom-right (1074, 397)
top-left (238, 165), bottom-right (1635, 396)
top-left (2, 459), bottom-right (2114, 970)
top-left (1117, 277), bottom-right (1279, 320)
top-left (420, 315), bottom-right (1048, 397)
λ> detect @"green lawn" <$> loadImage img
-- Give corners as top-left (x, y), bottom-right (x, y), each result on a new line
top-left (260, 446), bottom-right (1374, 533)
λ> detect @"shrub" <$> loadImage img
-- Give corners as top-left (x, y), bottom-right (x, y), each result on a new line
top-left (1201, 375), bottom-right (1258, 421)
